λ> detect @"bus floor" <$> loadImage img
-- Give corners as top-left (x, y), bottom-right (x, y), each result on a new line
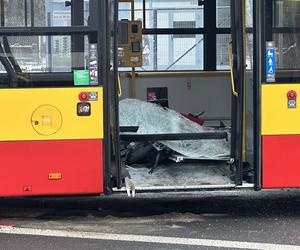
top-left (126, 161), bottom-right (232, 188)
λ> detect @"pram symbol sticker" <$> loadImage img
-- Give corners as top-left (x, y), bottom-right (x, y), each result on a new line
top-left (266, 42), bottom-right (276, 83)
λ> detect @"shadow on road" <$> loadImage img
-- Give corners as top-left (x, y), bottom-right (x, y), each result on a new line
top-left (0, 190), bottom-right (299, 219)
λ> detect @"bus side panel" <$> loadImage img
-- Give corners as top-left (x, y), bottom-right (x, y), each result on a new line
top-left (0, 87), bottom-right (104, 142)
top-left (0, 140), bottom-right (103, 197)
top-left (262, 135), bottom-right (300, 188)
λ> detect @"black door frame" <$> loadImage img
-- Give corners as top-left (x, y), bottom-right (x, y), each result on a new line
top-left (111, 0), bottom-right (122, 189)
top-left (230, 0), bottom-right (246, 186)
top-left (254, 0), bottom-right (263, 190)
top-left (253, 0), bottom-right (273, 190)
top-left (90, 0), bottom-right (113, 194)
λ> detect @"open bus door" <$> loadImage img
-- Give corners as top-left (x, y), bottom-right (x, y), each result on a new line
top-left (111, 0), bottom-right (251, 192)
top-left (0, 0), bottom-right (112, 197)
top-left (257, 0), bottom-right (300, 189)
top-left (230, 0), bottom-right (247, 186)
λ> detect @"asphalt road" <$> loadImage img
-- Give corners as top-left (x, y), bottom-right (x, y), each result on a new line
top-left (0, 190), bottom-right (299, 249)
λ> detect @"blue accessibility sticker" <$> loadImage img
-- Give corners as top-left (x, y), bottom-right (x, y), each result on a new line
top-left (266, 47), bottom-right (276, 82)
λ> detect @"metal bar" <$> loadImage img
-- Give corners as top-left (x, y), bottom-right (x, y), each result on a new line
top-left (142, 0), bottom-right (146, 29)
top-left (204, 0), bottom-right (216, 70)
top-left (120, 126), bottom-right (139, 133)
top-left (143, 28), bottom-right (231, 35)
top-left (216, 28), bottom-right (232, 34)
top-left (265, 0), bottom-right (273, 42)
top-left (273, 27), bottom-right (300, 33)
top-left (143, 28), bottom-right (205, 35)
top-left (228, 42), bottom-right (239, 96)
top-left (71, 0), bottom-right (85, 70)
top-left (131, 0), bottom-right (136, 96)
top-left (120, 132), bottom-right (228, 142)
top-left (0, 0), bottom-right (4, 27)
top-left (129, 71), bottom-right (230, 78)
top-left (121, 6), bottom-right (206, 11)
top-left (24, 0), bottom-right (28, 27)
top-left (30, 0), bottom-right (34, 27)
top-left (153, 9), bottom-right (158, 71)
top-left (131, 68), bottom-right (136, 97)
top-left (47, 12), bottom-right (52, 72)
top-left (131, 0), bottom-right (134, 20)
top-left (0, 26), bottom-right (96, 36)
top-left (113, 184), bottom-right (242, 193)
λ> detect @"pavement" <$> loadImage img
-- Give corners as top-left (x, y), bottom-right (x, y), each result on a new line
top-left (0, 190), bottom-right (299, 249)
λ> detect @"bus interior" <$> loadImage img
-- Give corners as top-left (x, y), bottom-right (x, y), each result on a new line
top-left (114, 1), bottom-right (254, 192)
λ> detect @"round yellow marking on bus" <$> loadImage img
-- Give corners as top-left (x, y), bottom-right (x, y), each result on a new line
top-left (31, 105), bottom-right (63, 136)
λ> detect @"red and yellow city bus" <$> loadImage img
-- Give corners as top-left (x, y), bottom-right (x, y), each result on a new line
top-left (0, 0), bottom-right (299, 197)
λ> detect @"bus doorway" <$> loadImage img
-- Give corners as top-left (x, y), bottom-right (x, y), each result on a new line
top-left (113, 0), bottom-right (255, 193)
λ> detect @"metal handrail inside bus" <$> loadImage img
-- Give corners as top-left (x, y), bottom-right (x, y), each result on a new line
top-left (228, 41), bottom-right (238, 97)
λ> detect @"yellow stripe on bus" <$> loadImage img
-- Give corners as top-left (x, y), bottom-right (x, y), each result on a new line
top-left (0, 87), bottom-right (103, 141)
top-left (262, 83), bottom-right (300, 135)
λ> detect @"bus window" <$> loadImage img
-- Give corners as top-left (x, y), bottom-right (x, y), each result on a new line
top-left (0, 0), bottom-right (98, 88)
top-left (0, 35), bottom-right (96, 88)
top-left (273, 0), bottom-right (300, 82)
top-left (2, 0), bottom-right (90, 27)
